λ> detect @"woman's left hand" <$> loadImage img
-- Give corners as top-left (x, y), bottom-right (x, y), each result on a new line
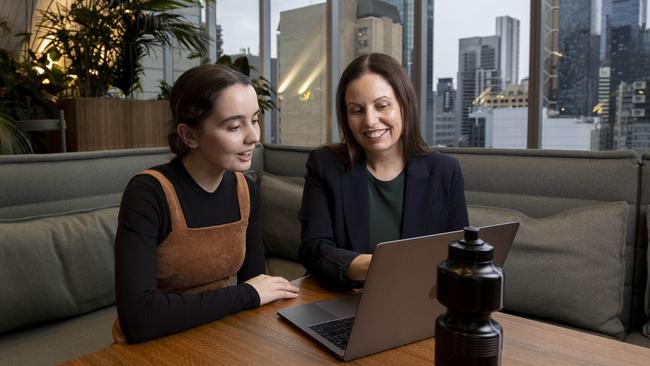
top-left (246, 274), bottom-right (300, 305)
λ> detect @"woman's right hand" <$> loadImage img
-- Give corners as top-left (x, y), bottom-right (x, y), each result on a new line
top-left (245, 274), bottom-right (299, 306)
top-left (345, 254), bottom-right (372, 281)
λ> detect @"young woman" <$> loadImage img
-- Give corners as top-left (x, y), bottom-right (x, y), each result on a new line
top-left (299, 53), bottom-right (469, 291)
top-left (114, 64), bottom-right (298, 344)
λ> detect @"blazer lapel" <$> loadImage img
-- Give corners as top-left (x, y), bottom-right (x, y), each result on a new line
top-left (402, 156), bottom-right (433, 238)
top-left (341, 161), bottom-right (370, 252)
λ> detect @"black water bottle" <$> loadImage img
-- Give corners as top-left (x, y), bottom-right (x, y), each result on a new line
top-left (435, 226), bottom-right (504, 366)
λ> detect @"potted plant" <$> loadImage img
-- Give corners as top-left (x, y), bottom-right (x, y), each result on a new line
top-left (34, 0), bottom-right (209, 151)
top-left (0, 18), bottom-right (67, 153)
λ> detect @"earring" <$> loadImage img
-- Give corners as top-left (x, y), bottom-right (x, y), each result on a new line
top-left (189, 143), bottom-right (197, 149)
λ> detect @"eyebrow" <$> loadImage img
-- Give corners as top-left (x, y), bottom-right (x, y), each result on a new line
top-left (218, 109), bottom-right (261, 124)
top-left (346, 96), bottom-right (391, 106)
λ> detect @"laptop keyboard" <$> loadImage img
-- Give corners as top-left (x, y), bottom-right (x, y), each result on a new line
top-left (309, 316), bottom-right (355, 350)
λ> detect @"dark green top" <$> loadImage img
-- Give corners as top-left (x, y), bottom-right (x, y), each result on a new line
top-left (367, 169), bottom-right (405, 252)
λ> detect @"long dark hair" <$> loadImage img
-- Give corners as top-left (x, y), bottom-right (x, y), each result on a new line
top-left (332, 53), bottom-right (428, 168)
top-left (167, 64), bottom-right (251, 157)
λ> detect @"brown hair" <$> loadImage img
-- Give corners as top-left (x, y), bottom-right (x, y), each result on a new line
top-left (332, 53), bottom-right (428, 167)
top-left (168, 64), bottom-right (251, 157)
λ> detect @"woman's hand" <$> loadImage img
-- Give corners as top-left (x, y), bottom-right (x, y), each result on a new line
top-left (345, 254), bottom-right (372, 281)
top-left (245, 274), bottom-right (299, 306)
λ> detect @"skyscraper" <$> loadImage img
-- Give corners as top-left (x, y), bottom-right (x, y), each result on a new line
top-left (556, 0), bottom-right (600, 117)
top-left (457, 36), bottom-right (501, 147)
top-left (603, 0), bottom-right (649, 149)
top-left (216, 24), bottom-right (224, 58)
top-left (496, 15), bottom-right (520, 89)
top-left (433, 78), bottom-right (457, 146)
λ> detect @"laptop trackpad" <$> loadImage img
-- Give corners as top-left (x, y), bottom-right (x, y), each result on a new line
top-left (317, 294), bottom-right (360, 319)
top-left (279, 294), bottom-right (361, 326)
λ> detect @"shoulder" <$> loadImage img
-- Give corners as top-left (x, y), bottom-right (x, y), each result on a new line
top-left (126, 161), bottom-right (176, 192)
top-left (307, 146), bottom-right (346, 170)
top-left (407, 151), bottom-right (462, 177)
top-left (413, 151), bottom-right (458, 166)
top-left (420, 151), bottom-right (460, 167)
top-left (309, 146), bottom-right (342, 162)
top-left (124, 166), bottom-right (170, 199)
top-left (242, 173), bottom-right (258, 197)
top-left (119, 167), bottom-right (169, 222)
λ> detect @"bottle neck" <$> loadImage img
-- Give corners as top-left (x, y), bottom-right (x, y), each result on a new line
top-left (442, 310), bottom-right (496, 331)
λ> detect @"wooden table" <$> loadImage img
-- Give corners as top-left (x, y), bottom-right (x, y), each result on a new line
top-left (63, 276), bottom-right (650, 365)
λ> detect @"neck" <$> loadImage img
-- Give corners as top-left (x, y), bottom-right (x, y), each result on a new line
top-left (181, 152), bottom-right (226, 193)
top-left (365, 144), bottom-right (405, 181)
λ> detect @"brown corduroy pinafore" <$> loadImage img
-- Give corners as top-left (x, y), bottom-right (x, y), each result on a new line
top-left (112, 169), bottom-right (250, 343)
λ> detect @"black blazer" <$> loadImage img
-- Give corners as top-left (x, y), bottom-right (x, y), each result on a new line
top-left (298, 147), bottom-right (469, 290)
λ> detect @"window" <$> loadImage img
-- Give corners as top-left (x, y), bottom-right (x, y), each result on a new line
top-left (543, 0), bottom-right (650, 153)
top-left (216, 1), bottom-right (259, 60)
top-left (271, 0), bottom-right (327, 147)
top-left (433, 0), bottom-right (530, 148)
top-left (358, 27), bottom-right (369, 37)
top-left (214, 0), bottom-right (641, 152)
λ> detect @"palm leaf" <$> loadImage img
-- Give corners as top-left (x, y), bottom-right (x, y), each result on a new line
top-left (0, 108), bottom-right (33, 154)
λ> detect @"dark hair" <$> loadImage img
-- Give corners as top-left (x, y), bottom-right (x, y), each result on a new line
top-left (332, 53), bottom-right (428, 167)
top-left (168, 64), bottom-right (252, 157)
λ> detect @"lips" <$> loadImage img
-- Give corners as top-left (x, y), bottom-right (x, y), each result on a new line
top-left (236, 150), bottom-right (253, 161)
top-left (364, 129), bottom-right (388, 139)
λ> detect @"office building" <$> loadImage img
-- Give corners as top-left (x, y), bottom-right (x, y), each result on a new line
top-left (216, 24), bottom-right (224, 58)
top-left (136, 5), bottom-right (203, 100)
top-left (470, 107), bottom-right (601, 150)
top-left (613, 80), bottom-right (650, 154)
top-left (556, 0), bottom-right (600, 117)
top-left (475, 82), bottom-right (529, 110)
top-left (433, 78), bottom-right (457, 146)
top-left (602, 0), bottom-right (650, 149)
top-left (457, 35), bottom-right (501, 147)
top-left (355, 0), bottom-right (403, 60)
top-left (496, 15), bottom-right (520, 89)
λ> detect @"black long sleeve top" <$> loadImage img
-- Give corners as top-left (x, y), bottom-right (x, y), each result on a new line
top-left (114, 158), bottom-right (264, 343)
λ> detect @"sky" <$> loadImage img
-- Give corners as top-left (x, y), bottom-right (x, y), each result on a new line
top-left (215, 0), bottom-right (530, 89)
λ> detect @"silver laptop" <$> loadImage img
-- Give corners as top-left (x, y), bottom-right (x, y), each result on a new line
top-left (278, 222), bottom-right (519, 361)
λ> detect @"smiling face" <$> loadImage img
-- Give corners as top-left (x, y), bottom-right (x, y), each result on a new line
top-left (183, 83), bottom-right (260, 173)
top-left (344, 72), bottom-right (403, 159)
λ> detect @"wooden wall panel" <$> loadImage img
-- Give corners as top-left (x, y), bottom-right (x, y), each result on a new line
top-left (61, 98), bottom-right (171, 152)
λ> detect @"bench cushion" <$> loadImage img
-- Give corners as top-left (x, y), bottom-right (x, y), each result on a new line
top-left (469, 202), bottom-right (628, 338)
top-left (0, 305), bottom-right (115, 366)
top-left (259, 174), bottom-right (303, 261)
top-left (0, 207), bottom-right (118, 334)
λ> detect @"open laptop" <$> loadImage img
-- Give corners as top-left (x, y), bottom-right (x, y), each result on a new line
top-left (278, 222), bottom-right (519, 361)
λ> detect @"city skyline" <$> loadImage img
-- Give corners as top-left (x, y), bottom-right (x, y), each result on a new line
top-left (214, 0), bottom-right (529, 91)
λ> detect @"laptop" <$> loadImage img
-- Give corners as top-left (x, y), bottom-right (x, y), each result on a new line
top-left (277, 222), bottom-right (519, 361)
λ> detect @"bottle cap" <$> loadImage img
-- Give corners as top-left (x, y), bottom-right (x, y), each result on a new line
top-left (449, 226), bottom-right (494, 262)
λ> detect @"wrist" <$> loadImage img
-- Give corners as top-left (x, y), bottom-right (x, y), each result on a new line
top-left (345, 254), bottom-right (371, 281)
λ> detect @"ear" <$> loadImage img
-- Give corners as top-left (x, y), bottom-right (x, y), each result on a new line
top-left (177, 123), bottom-right (199, 149)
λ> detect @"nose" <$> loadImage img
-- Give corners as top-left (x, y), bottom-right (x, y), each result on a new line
top-left (244, 120), bottom-right (260, 145)
top-left (362, 108), bottom-right (379, 126)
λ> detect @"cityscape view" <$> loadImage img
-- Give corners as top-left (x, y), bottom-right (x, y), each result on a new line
top-left (139, 0), bottom-right (650, 153)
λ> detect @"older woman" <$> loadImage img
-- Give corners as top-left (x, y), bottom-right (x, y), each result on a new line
top-left (299, 53), bottom-right (468, 291)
